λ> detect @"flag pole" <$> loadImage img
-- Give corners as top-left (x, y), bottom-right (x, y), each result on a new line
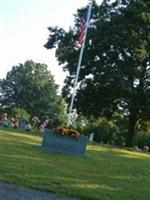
top-left (67, 0), bottom-right (93, 127)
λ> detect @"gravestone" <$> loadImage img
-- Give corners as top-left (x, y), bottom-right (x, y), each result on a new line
top-left (0, 120), bottom-right (9, 127)
top-left (89, 133), bottom-right (94, 142)
top-left (19, 117), bottom-right (27, 129)
top-left (0, 121), bottom-right (3, 127)
top-left (42, 129), bottom-right (88, 155)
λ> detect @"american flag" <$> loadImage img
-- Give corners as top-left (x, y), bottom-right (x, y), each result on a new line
top-left (78, 11), bottom-right (88, 46)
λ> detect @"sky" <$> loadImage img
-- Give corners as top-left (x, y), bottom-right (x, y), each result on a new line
top-left (0, 0), bottom-right (100, 87)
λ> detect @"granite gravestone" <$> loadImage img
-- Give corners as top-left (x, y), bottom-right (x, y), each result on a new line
top-left (42, 129), bottom-right (88, 155)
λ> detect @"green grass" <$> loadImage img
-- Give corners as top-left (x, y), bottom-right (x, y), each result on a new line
top-left (0, 128), bottom-right (150, 200)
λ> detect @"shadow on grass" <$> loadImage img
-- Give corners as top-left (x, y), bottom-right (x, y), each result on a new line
top-left (0, 127), bottom-right (42, 137)
top-left (1, 144), bottom-right (148, 200)
top-left (1, 129), bottom-right (150, 200)
top-left (88, 143), bottom-right (150, 160)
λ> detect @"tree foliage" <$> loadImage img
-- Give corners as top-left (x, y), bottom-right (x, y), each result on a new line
top-left (44, 0), bottom-right (150, 146)
top-left (0, 60), bottom-right (67, 126)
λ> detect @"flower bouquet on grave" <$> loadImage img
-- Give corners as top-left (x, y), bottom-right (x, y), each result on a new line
top-left (55, 127), bottom-right (80, 138)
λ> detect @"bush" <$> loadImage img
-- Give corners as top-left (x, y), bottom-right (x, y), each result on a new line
top-left (135, 131), bottom-right (150, 149)
top-left (85, 118), bottom-right (124, 145)
top-left (10, 107), bottom-right (30, 121)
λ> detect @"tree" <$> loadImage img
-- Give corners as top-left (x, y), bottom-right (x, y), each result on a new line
top-left (0, 60), bottom-right (67, 126)
top-left (44, 0), bottom-right (150, 146)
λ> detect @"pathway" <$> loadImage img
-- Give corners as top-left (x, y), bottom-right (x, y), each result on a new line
top-left (0, 182), bottom-right (78, 200)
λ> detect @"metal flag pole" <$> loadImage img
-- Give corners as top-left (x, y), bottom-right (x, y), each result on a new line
top-left (67, 0), bottom-right (93, 127)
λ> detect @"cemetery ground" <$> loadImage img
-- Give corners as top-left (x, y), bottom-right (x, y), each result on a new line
top-left (0, 128), bottom-right (150, 200)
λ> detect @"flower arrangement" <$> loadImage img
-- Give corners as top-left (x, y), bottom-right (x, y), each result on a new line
top-left (55, 127), bottom-right (80, 138)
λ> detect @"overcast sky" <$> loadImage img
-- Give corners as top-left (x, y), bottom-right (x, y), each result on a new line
top-left (0, 0), bottom-right (101, 87)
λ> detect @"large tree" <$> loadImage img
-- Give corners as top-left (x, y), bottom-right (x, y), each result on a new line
top-left (44, 0), bottom-right (150, 146)
top-left (0, 60), bottom-right (67, 125)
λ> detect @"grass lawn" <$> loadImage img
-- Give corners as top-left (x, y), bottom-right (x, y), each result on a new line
top-left (0, 128), bottom-right (150, 200)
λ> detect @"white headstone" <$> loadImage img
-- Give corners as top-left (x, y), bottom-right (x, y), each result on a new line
top-left (89, 133), bottom-right (94, 142)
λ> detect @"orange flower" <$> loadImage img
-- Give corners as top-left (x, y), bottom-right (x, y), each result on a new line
top-left (55, 127), bottom-right (79, 138)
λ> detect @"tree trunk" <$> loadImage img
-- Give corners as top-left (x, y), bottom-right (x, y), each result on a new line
top-left (126, 104), bottom-right (138, 147)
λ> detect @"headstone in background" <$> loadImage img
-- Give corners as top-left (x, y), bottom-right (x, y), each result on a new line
top-left (89, 133), bottom-right (94, 142)
top-left (19, 117), bottom-right (27, 129)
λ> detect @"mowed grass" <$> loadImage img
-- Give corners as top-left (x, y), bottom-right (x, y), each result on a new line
top-left (0, 128), bottom-right (150, 200)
